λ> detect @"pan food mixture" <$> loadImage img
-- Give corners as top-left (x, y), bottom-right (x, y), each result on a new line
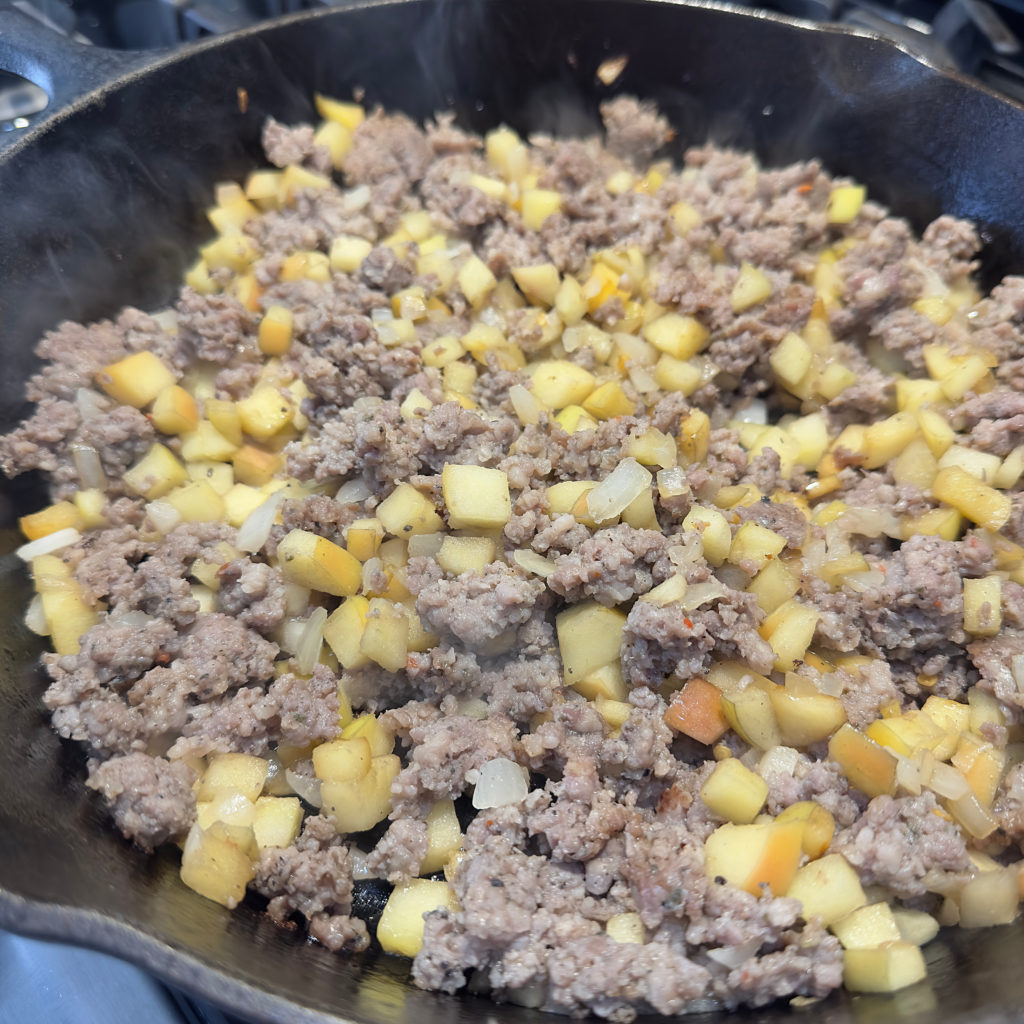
top-left (9, 93), bottom-right (1024, 1018)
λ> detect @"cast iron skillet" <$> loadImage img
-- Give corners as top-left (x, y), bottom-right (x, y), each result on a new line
top-left (4, 1), bottom-right (1024, 1021)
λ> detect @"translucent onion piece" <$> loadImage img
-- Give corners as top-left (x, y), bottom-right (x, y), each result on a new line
top-left (16, 527), bottom-right (81, 562)
top-left (285, 768), bottom-right (322, 808)
top-left (75, 387), bottom-right (106, 421)
top-left (656, 467), bottom-right (689, 499)
top-left (150, 309), bottom-right (179, 333)
top-left (895, 754), bottom-right (922, 796)
top-left (277, 618), bottom-right (306, 657)
top-left (926, 761), bottom-right (971, 801)
top-left (678, 579), bottom-right (726, 610)
top-left (509, 384), bottom-right (540, 426)
top-left (237, 490), bottom-right (285, 554)
top-left (342, 185), bottom-right (371, 212)
top-left (586, 458), bottom-right (652, 524)
top-left (513, 549), bottom-right (557, 577)
top-left (370, 307), bottom-right (394, 324)
top-left (1012, 654), bottom-right (1024, 693)
top-left (408, 533), bottom-right (445, 558)
top-left (706, 938), bottom-right (761, 969)
top-left (733, 399), bottom-right (768, 425)
top-left (71, 444), bottom-right (107, 490)
top-left (295, 606), bottom-right (328, 676)
top-left (472, 757), bottom-right (529, 809)
top-left (263, 754), bottom-right (294, 797)
top-left (24, 594), bottom-right (49, 635)
top-left (948, 792), bottom-right (999, 839)
top-left (456, 696), bottom-right (490, 720)
top-left (478, 306), bottom-right (505, 329)
top-left (109, 609), bottom-right (155, 628)
top-left (842, 569), bottom-right (886, 594)
top-left (336, 477), bottom-right (372, 505)
top-left (349, 847), bottom-right (380, 880)
top-left (837, 506), bottom-right (901, 540)
top-left (818, 672), bottom-right (844, 698)
top-left (362, 557), bottom-right (384, 593)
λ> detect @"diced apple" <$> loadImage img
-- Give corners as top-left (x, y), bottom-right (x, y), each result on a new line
top-left (313, 737), bottom-right (372, 783)
top-left (931, 465), bottom-right (1011, 532)
top-left (606, 912), bottom-right (646, 944)
top-left (20, 501), bottom-right (82, 541)
top-left (359, 598), bottom-right (409, 673)
top-left (345, 519), bottom-right (384, 562)
top-left (770, 687), bottom-right (847, 747)
top-left (701, 757), bottom-right (769, 824)
top-left (436, 535), bottom-right (496, 576)
top-left (151, 385), bottom-right (200, 435)
top-left (788, 853), bottom-right (867, 926)
top-left (720, 687), bottom-right (781, 751)
top-left (843, 942), bottom-right (927, 993)
top-left (251, 796), bottom-right (302, 851)
top-left (678, 409), bottom-right (711, 465)
top-left (420, 799), bottom-right (463, 875)
top-left (827, 185), bottom-right (865, 224)
top-left (314, 94), bottom-right (365, 130)
top-left (340, 713), bottom-right (395, 757)
top-left (180, 822), bottom-right (255, 909)
top-left (582, 380), bottom-right (635, 420)
top-left (377, 482), bottom-right (443, 537)
top-left (832, 902), bottom-right (902, 949)
top-left (322, 753), bottom-right (400, 834)
top-left (530, 359), bottom-right (596, 409)
top-left (643, 313), bottom-right (709, 360)
top-left (704, 820), bottom-right (804, 897)
top-left (198, 753), bottom-right (269, 802)
top-left (892, 908), bottom-right (940, 947)
top-left (442, 464), bottom-right (511, 530)
top-left (775, 800), bottom-right (835, 859)
top-left (759, 599), bottom-right (821, 672)
top-left (729, 522), bottom-right (787, 571)
top-left (456, 254), bottom-right (497, 308)
top-left (682, 505), bottom-right (731, 566)
top-left (747, 559), bottom-right (800, 615)
top-left (258, 305), bottom-right (294, 356)
top-left (829, 724), bottom-right (898, 798)
top-left (664, 677), bottom-right (729, 745)
top-left (96, 350), bottom-right (175, 408)
top-left (963, 575), bottom-right (1002, 637)
top-left (957, 866), bottom-right (1020, 927)
top-left (124, 443), bottom-right (188, 500)
top-left (276, 528), bottom-right (361, 597)
top-left (511, 264), bottom-right (561, 307)
top-left (731, 262), bottom-right (772, 312)
top-left (521, 188), bottom-right (562, 231)
top-left (236, 386), bottom-right (295, 442)
top-left (556, 602), bottom-right (627, 686)
top-left (377, 879), bottom-right (457, 958)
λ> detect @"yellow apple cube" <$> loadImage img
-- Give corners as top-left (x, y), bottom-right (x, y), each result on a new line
top-left (704, 821), bottom-right (804, 897)
top-left (378, 879), bottom-right (458, 958)
top-left (377, 483), bottom-right (443, 537)
top-left (276, 528), bottom-right (361, 597)
top-left (700, 757), bottom-right (769, 824)
top-left (124, 443), bottom-right (188, 500)
top-left (556, 602), bottom-right (627, 686)
top-left (252, 796), bottom-right (303, 850)
top-left (96, 350), bottom-right (175, 408)
top-left (442, 464), bottom-right (511, 530)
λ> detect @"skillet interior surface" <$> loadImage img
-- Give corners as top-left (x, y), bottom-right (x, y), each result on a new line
top-left (4, 1), bottom-right (1024, 1021)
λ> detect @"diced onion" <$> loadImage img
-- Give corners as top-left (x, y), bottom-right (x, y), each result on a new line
top-left (836, 506), bottom-right (901, 539)
top-left (16, 527), bottom-right (81, 561)
top-left (370, 307), bottom-right (394, 324)
top-left (24, 594), bottom-right (49, 635)
top-left (284, 768), bottom-right (322, 808)
top-left (509, 384), bottom-right (540, 426)
top-left (706, 938), bottom-right (761, 969)
top-left (150, 308), bottom-right (179, 332)
top-left (656, 467), bottom-right (689, 499)
top-left (733, 399), bottom-right (768, 425)
top-left (679, 580), bottom-right (726, 610)
top-left (75, 387), bottom-right (106, 421)
top-left (456, 696), bottom-right (490, 720)
top-left (472, 757), bottom-right (529, 809)
top-left (948, 791), bottom-right (1000, 839)
top-left (295, 606), bottom-right (328, 676)
top-left (408, 533), bottom-right (445, 558)
top-left (896, 754), bottom-right (922, 796)
top-left (926, 761), bottom-right (971, 800)
top-left (342, 185), bottom-right (371, 212)
top-left (478, 306), bottom-right (505, 329)
top-left (282, 582), bottom-right (312, 618)
top-left (349, 847), bottom-right (380, 880)
top-left (1012, 654), bottom-right (1024, 693)
top-left (71, 444), bottom-right (107, 490)
top-left (818, 672), bottom-right (844, 698)
top-left (336, 477), bottom-right (372, 504)
top-left (513, 549), bottom-right (557, 577)
top-left (109, 609), bottom-right (156, 628)
top-left (586, 458), bottom-right (652, 524)
top-left (842, 569), bottom-right (885, 594)
top-left (237, 490), bottom-right (285, 554)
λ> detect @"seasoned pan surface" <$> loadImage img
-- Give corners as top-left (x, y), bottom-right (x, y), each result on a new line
top-left (3, 2), bottom-right (1024, 1021)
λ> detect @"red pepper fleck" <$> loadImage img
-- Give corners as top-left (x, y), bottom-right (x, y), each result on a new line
top-left (683, 616), bottom-right (694, 629)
